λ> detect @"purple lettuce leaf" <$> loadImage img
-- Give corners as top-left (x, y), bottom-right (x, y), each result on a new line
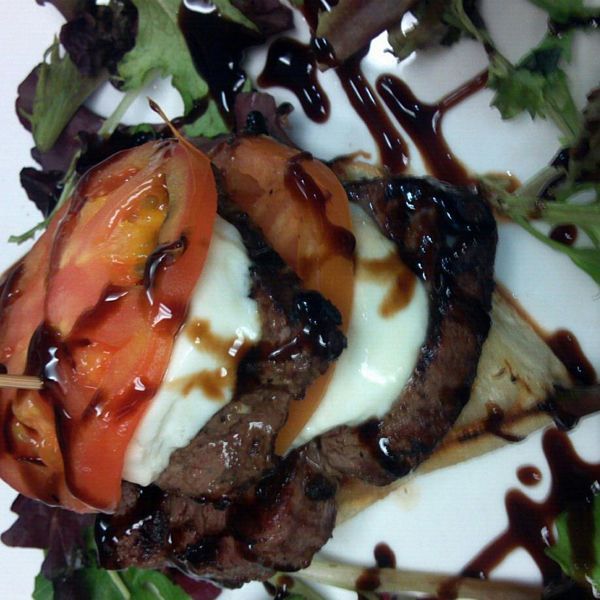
top-left (35, 0), bottom-right (87, 21)
top-left (1, 495), bottom-right (94, 579)
top-left (234, 91), bottom-right (294, 144)
top-left (232, 0), bottom-right (294, 36)
top-left (20, 168), bottom-right (64, 217)
top-left (59, 0), bottom-right (138, 78)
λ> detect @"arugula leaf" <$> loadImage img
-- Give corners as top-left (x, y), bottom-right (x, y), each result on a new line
top-left (117, 0), bottom-right (208, 116)
top-left (446, 0), bottom-right (582, 143)
top-left (388, 0), bottom-right (485, 60)
top-left (529, 0), bottom-right (600, 24)
top-left (28, 40), bottom-right (108, 152)
top-left (546, 495), bottom-right (600, 597)
top-left (26, 527), bottom-right (197, 599)
top-left (488, 33), bottom-right (581, 142)
top-left (388, 0), bottom-right (457, 61)
top-left (480, 85), bottom-right (600, 285)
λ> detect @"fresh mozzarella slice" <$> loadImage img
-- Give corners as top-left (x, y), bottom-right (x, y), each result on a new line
top-left (291, 204), bottom-right (428, 448)
top-left (123, 216), bottom-right (261, 486)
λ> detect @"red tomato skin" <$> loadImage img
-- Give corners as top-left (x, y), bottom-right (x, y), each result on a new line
top-left (0, 139), bottom-right (217, 512)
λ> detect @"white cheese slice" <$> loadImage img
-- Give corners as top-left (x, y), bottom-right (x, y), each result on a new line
top-left (123, 216), bottom-right (261, 486)
top-left (291, 204), bottom-right (428, 448)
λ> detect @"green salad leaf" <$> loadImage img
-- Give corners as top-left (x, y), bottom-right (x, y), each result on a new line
top-left (445, 0), bottom-right (583, 143)
top-left (212, 0), bottom-right (259, 31)
top-left (488, 32), bottom-right (580, 142)
top-left (387, 0), bottom-right (481, 61)
top-left (529, 0), bottom-right (600, 24)
top-left (28, 40), bottom-right (108, 152)
top-left (36, 529), bottom-right (193, 599)
top-left (482, 87), bottom-right (600, 285)
top-left (32, 573), bottom-right (54, 600)
top-left (546, 495), bottom-right (600, 597)
top-left (117, 0), bottom-right (209, 116)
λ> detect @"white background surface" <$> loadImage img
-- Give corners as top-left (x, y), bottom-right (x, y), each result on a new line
top-left (0, 1), bottom-right (599, 598)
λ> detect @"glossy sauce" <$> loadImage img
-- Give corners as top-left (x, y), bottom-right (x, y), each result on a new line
top-left (178, 4), bottom-right (262, 124)
top-left (376, 71), bottom-right (488, 186)
top-left (258, 38), bottom-right (330, 122)
top-left (336, 49), bottom-right (409, 174)
top-left (374, 542), bottom-right (397, 569)
top-left (547, 330), bottom-right (597, 386)
top-left (549, 224), bottom-right (577, 246)
top-left (358, 252), bottom-right (417, 317)
top-left (460, 428), bottom-right (600, 586)
top-left (284, 154), bottom-right (356, 265)
top-left (517, 466), bottom-right (542, 487)
top-left (170, 318), bottom-right (249, 399)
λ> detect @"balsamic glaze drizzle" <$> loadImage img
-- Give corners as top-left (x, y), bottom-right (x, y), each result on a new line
top-left (461, 428), bottom-right (600, 586)
top-left (377, 71), bottom-right (488, 185)
top-left (336, 49), bottom-right (409, 174)
top-left (258, 38), bottom-right (330, 123)
top-left (178, 4), bottom-right (262, 125)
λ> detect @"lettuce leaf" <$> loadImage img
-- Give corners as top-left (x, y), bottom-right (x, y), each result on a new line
top-left (529, 0), bottom-right (600, 24)
top-left (546, 495), bottom-right (600, 597)
top-left (482, 88), bottom-right (600, 285)
top-left (446, 0), bottom-right (582, 144)
top-left (117, 0), bottom-right (208, 115)
top-left (28, 40), bottom-right (108, 152)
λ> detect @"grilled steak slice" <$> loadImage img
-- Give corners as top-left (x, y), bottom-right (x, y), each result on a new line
top-left (311, 177), bottom-right (497, 485)
top-left (97, 194), bottom-right (343, 585)
top-left (97, 175), bottom-right (496, 587)
top-left (97, 450), bottom-right (336, 586)
top-left (156, 194), bottom-right (346, 501)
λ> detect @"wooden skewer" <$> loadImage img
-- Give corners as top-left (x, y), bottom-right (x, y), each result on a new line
top-left (0, 374), bottom-right (44, 390)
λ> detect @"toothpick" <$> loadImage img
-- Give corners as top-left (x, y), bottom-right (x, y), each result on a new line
top-left (0, 374), bottom-right (44, 390)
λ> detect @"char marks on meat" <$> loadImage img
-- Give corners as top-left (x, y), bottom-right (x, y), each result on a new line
top-left (96, 187), bottom-right (343, 586)
top-left (96, 172), bottom-right (496, 586)
top-left (312, 177), bottom-right (496, 484)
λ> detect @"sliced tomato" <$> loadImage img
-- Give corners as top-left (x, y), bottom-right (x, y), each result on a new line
top-left (0, 138), bottom-right (217, 512)
top-left (210, 135), bottom-right (355, 451)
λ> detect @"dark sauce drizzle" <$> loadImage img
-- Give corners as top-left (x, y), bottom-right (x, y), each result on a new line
top-left (547, 330), bottom-right (597, 386)
top-left (517, 465), bottom-right (542, 487)
top-left (258, 38), bottom-right (330, 123)
top-left (374, 542), bottom-right (397, 569)
top-left (337, 48), bottom-right (409, 174)
top-left (178, 4), bottom-right (262, 125)
top-left (460, 429), bottom-right (600, 588)
top-left (549, 224), bottom-right (578, 246)
top-left (376, 71), bottom-right (488, 186)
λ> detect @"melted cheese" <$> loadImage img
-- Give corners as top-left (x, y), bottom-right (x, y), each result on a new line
top-left (291, 204), bottom-right (428, 448)
top-left (123, 216), bottom-right (261, 486)
top-left (124, 206), bottom-right (428, 483)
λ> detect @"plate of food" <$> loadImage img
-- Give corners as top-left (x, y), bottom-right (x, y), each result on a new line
top-left (0, 0), bottom-right (598, 599)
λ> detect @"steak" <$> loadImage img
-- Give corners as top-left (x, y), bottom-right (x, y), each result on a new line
top-left (310, 176), bottom-right (497, 484)
top-left (96, 172), bottom-right (496, 586)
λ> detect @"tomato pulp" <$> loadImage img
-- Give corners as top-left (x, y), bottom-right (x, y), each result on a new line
top-left (0, 139), bottom-right (217, 512)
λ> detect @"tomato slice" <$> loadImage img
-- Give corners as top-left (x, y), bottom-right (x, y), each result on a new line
top-left (210, 135), bottom-right (355, 451)
top-left (0, 138), bottom-right (217, 512)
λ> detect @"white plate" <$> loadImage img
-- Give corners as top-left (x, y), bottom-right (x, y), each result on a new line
top-left (0, 1), bottom-right (599, 598)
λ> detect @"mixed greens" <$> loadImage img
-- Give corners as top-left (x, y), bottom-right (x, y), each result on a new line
top-left (3, 0), bottom-right (600, 598)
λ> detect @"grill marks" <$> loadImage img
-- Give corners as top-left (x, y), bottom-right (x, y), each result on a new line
top-left (96, 191), bottom-right (344, 585)
top-left (314, 177), bottom-right (496, 485)
top-left (97, 173), bottom-right (496, 585)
